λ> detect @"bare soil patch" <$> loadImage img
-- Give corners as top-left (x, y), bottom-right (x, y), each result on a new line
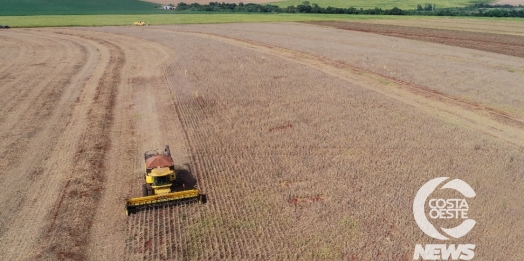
top-left (357, 18), bottom-right (524, 36)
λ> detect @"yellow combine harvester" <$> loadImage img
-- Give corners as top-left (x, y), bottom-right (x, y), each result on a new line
top-left (133, 20), bottom-right (147, 26)
top-left (126, 145), bottom-right (206, 215)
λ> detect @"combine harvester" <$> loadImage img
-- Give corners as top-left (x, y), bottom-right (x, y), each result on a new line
top-left (126, 145), bottom-right (206, 215)
top-left (133, 20), bottom-right (147, 26)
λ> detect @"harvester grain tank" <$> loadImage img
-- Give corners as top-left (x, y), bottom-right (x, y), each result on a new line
top-left (125, 145), bottom-right (206, 215)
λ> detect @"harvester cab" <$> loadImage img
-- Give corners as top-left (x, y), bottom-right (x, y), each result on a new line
top-left (144, 167), bottom-right (175, 195)
top-left (143, 146), bottom-right (176, 195)
top-left (126, 145), bottom-right (206, 215)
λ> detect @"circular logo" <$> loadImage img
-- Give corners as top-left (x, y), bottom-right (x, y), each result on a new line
top-left (413, 177), bottom-right (476, 240)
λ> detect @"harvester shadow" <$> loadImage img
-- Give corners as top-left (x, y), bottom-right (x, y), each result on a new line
top-left (171, 163), bottom-right (198, 192)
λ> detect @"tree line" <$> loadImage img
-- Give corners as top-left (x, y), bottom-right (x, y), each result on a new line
top-left (173, 1), bottom-right (524, 17)
top-left (174, 1), bottom-right (404, 14)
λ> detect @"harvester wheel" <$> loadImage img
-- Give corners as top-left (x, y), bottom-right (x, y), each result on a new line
top-left (126, 206), bottom-right (136, 216)
top-left (199, 194), bottom-right (207, 204)
top-left (147, 185), bottom-right (153, 196)
top-left (142, 184), bottom-right (149, 196)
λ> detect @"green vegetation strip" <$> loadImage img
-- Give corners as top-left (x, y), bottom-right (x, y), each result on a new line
top-left (175, 2), bottom-right (524, 17)
top-left (2, 14), bottom-right (522, 28)
top-left (0, 0), bottom-right (159, 16)
top-left (0, 13), bottom-right (420, 28)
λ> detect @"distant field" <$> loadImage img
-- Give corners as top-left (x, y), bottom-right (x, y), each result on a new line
top-left (268, 0), bottom-right (494, 9)
top-left (0, 0), bottom-right (160, 16)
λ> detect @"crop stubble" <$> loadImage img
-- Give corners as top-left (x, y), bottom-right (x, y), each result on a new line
top-left (1, 21), bottom-right (524, 260)
top-left (95, 23), bottom-right (524, 260)
top-left (162, 22), bottom-right (524, 118)
top-left (306, 21), bottom-right (524, 58)
top-left (92, 23), bottom-right (524, 260)
top-left (0, 29), bottom-right (102, 260)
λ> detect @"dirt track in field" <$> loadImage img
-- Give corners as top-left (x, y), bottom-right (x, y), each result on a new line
top-left (1, 21), bottom-right (524, 260)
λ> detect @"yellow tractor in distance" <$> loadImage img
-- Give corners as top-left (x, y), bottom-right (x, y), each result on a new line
top-left (133, 20), bottom-right (147, 26)
top-left (125, 145), bottom-right (206, 215)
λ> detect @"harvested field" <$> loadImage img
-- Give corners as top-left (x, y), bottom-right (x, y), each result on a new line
top-left (160, 22), bottom-right (524, 119)
top-left (305, 21), bottom-right (524, 58)
top-left (1, 21), bottom-right (523, 260)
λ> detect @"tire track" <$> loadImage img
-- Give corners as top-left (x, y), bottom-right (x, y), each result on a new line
top-left (33, 33), bottom-right (124, 261)
top-left (0, 30), bottom-right (98, 261)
